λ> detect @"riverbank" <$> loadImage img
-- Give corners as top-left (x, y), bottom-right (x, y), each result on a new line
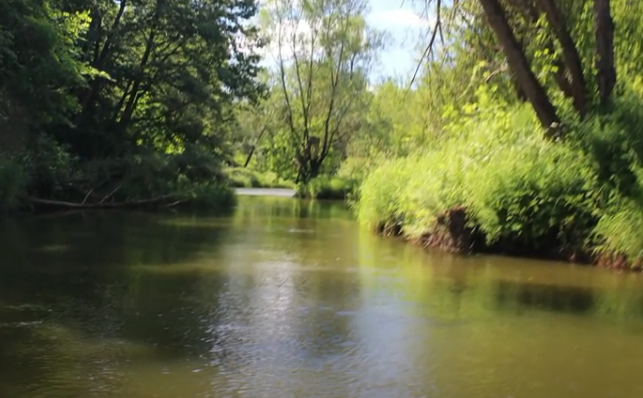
top-left (224, 167), bottom-right (294, 190)
top-left (295, 177), bottom-right (356, 200)
top-left (374, 205), bottom-right (641, 271)
top-left (235, 188), bottom-right (296, 197)
top-left (0, 147), bottom-right (238, 215)
top-left (355, 103), bottom-right (643, 271)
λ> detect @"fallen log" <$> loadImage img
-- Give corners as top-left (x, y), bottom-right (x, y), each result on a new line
top-left (26, 195), bottom-right (186, 210)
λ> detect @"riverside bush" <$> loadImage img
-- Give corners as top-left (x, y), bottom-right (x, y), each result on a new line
top-left (357, 98), bottom-right (643, 267)
top-left (225, 167), bottom-right (294, 189)
top-left (296, 176), bottom-right (357, 200)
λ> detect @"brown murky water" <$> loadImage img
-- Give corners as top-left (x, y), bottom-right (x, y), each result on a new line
top-left (1, 194), bottom-right (643, 398)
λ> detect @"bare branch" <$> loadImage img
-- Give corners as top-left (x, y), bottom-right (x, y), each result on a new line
top-left (275, 1), bottom-right (298, 141)
top-left (289, 7), bottom-right (311, 141)
top-left (408, 0), bottom-right (443, 90)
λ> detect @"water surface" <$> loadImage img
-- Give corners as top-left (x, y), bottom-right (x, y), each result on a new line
top-left (1, 195), bottom-right (643, 398)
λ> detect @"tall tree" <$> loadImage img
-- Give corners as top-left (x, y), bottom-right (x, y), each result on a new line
top-left (594, 0), bottom-right (615, 106)
top-left (478, 0), bottom-right (561, 133)
top-left (55, 0), bottom-right (264, 158)
top-left (262, 0), bottom-right (382, 182)
top-left (421, 0), bottom-right (617, 136)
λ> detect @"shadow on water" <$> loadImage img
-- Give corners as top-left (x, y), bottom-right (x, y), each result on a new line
top-left (0, 210), bottom-right (235, 395)
top-left (2, 196), bottom-right (643, 397)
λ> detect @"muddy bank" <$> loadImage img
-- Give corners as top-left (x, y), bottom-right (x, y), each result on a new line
top-left (377, 206), bottom-right (638, 271)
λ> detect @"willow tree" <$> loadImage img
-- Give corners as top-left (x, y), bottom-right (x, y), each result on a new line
top-left (261, 0), bottom-right (382, 183)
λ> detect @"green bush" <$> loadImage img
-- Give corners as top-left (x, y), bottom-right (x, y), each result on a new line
top-left (296, 176), bottom-right (357, 200)
top-left (593, 196), bottom-right (643, 262)
top-left (183, 183), bottom-right (237, 211)
top-left (356, 99), bottom-right (643, 264)
top-left (7, 134), bottom-right (238, 212)
top-left (19, 134), bottom-right (78, 199)
top-left (336, 154), bottom-right (389, 186)
top-left (224, 167), bottom-right (294, 189)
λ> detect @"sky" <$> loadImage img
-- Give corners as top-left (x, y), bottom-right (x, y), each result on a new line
top-left (257, 0), bottom-right (431, 81)
top-left (364, 0), bottom-right (431, 80)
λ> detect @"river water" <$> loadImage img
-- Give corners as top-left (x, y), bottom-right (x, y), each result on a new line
top-left (1, 194), bottom-right (643, 398)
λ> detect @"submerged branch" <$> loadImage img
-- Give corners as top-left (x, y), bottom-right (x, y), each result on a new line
top-left (26, 195), bottom-right (186, 210)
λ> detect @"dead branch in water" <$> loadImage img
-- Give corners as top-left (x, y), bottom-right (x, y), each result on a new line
top-left (26, 195), bottom-right (186, 210)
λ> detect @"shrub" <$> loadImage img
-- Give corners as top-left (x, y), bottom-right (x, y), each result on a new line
top-left (356, 102), bottom-right (611, 260)
top-left (183, 183), bottom-right (237, 211)
top-left (19, 134), bottom-right (77, 199)
top-left (224, 167), bottom-right (294, 189)
top-left (593, 196), bottom-right (643, 263)
top-left (296, 176), bottom-right (357, 200)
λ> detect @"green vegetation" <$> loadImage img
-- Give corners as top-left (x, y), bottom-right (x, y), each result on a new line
top-left (296, 176), bottom-right (358, 200)
top-left (4, 0), bottom-right (643, 268)
top-left (354, 0), bottom-right (643, 268)
top-left (225, 167), bottom-right (293, 189)
top-left (0, 0), bottom-right (263, 212)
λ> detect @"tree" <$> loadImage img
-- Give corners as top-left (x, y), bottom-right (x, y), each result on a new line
top-left (0, 0), bottom-right (90, 129)
top-left (421, 0), bottom-right (617, 136)
top-left (1, 0), bottom-right (267, 206)
top-left (261, 0), bottom-right (382, 183)
top-left (478, 0), bottom-right (561, 134)
top-left (53, 0), bottom-right (265, 158)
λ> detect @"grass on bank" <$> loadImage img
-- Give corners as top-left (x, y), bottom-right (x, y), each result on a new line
top-left (0, 137), bottom-right (239, 214)
top-left (224, 167), bottom-right (294, 189)
top-left (295, 176), bottom-right (358, 200)
top-left (355, 94), bottom-right (643, 268)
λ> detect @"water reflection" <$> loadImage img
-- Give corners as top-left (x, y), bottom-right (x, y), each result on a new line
top-left (1, 197), bottom-right (643, 397)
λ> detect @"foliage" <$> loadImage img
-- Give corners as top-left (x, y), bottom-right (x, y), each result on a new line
top-left (258, 0), bottom-right (383, 182)
top-left (0, 0), bottom-right (264, 211)
top-left (0, 0), bottom-right (91, 127)
top-left (18, 134), bottom-right (79, 199)
top-left (357, 83), bottom-right (643, 266)
top-left (182, 183), bottom-right (237, 211)
top-left (296, 176), bottom-right (357, 200)
top-left (225, 167), bottom-right (294, 188)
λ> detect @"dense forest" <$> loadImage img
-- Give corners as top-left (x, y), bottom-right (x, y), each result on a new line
top-left (0, 0), bottom-right (263, 210)
top-left (2, 0), bottom-right (643, 268)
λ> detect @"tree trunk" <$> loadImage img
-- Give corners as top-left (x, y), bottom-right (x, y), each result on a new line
top-left (119, 27), bottom-right (156, 128)
top-left (552, 58), bottom-right (574, 99)
top-left (479, 0), bottom-right (560, 135)
top-left (309, 160), bottom-right (321, 180)
top-left (243, 146), bottom-right (257, 168)
top-left (509, 0), bottom-right (576, 103)
top-left (595, 0), bottom-right (616, 106)
top-left (243, 127), bottom-right (266, 168)
top-left (535, 0), bottom-right (587, 118)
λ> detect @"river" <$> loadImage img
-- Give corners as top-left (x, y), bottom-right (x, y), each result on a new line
top-left (1, 193), bottom-right (643, 398)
